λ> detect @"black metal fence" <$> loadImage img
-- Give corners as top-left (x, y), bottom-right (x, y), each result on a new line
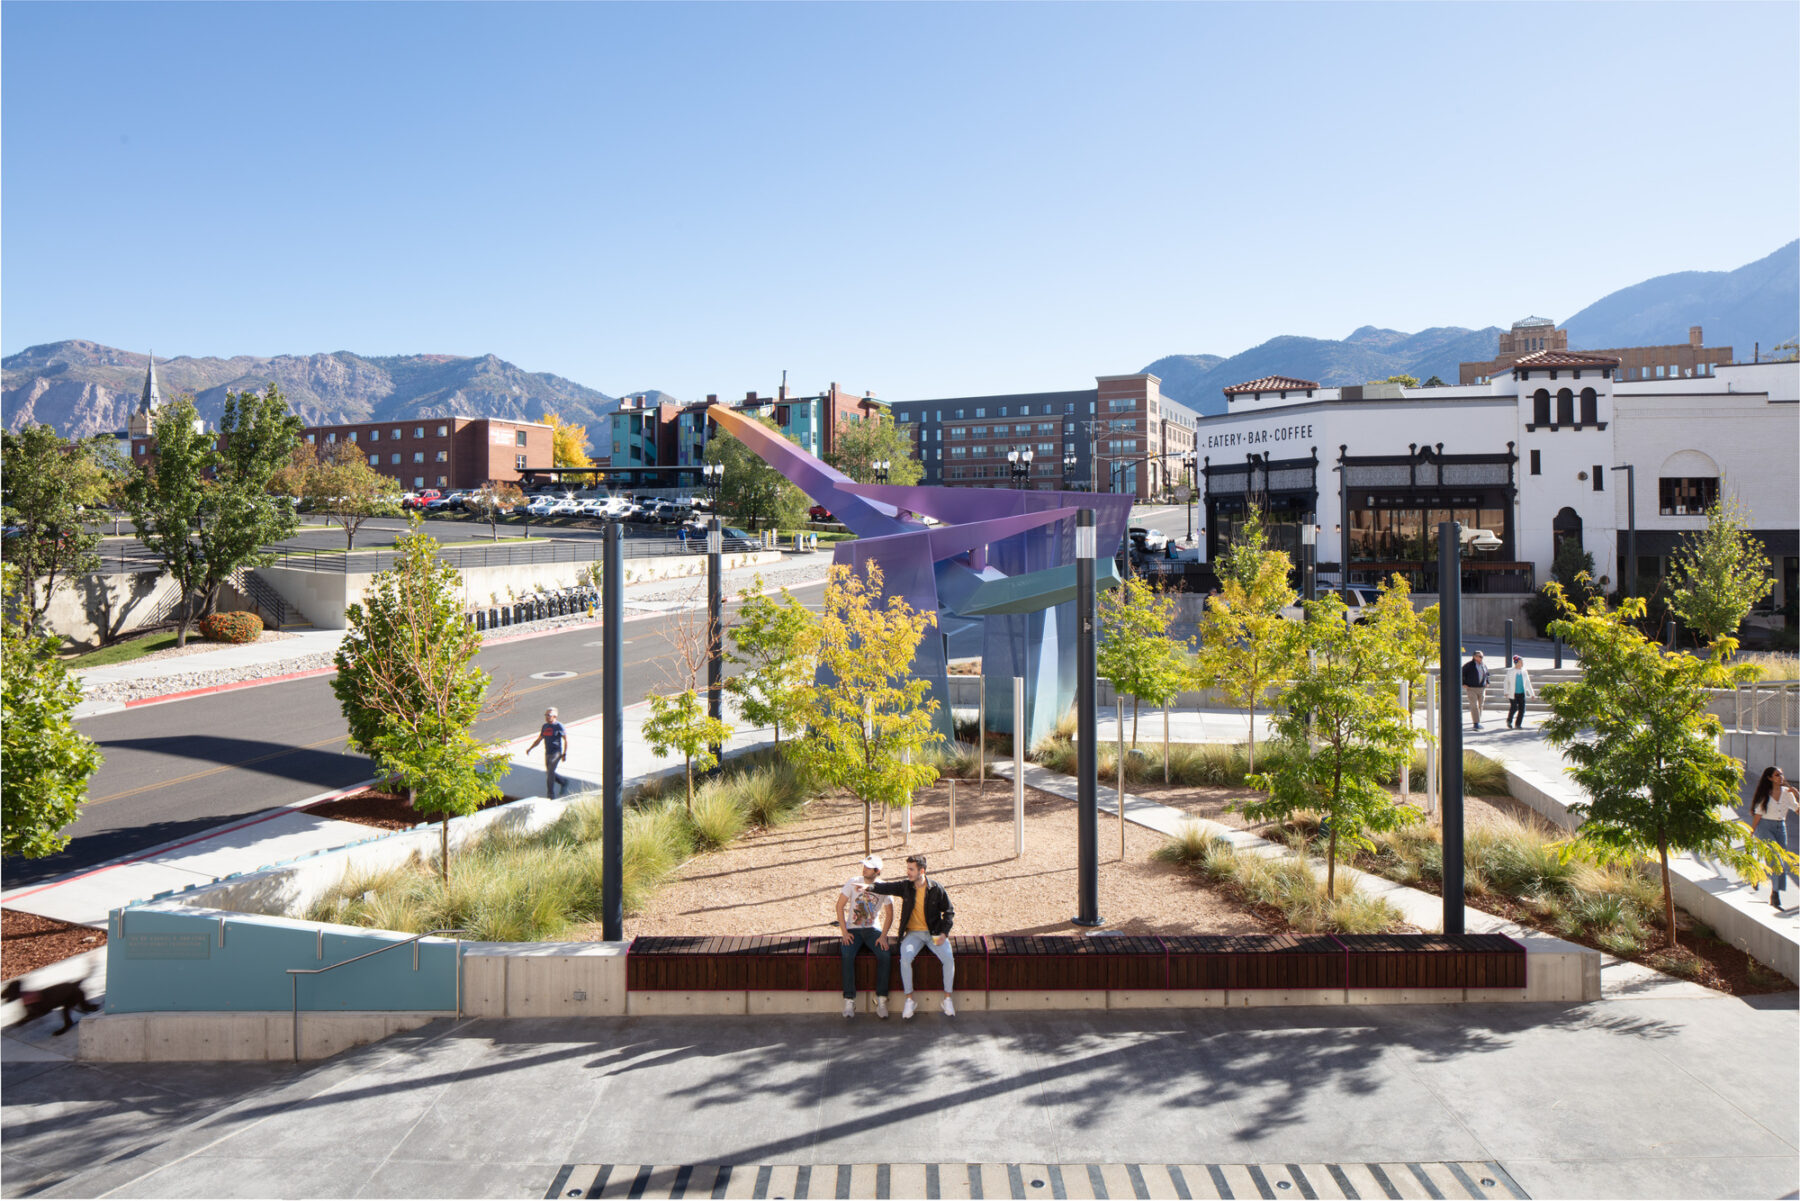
top-left (262, 534), bottom-right (764, 574)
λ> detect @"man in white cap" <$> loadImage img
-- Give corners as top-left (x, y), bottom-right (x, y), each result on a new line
top-left (836, 855), bottom-right (894, 1018)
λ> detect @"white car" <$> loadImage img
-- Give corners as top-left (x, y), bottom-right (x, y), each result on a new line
top-left (548, 498), bottom-right (582, 516)
top-left (525, 496), bottom-right (559, 517)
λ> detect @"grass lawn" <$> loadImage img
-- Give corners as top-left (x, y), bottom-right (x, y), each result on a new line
top-left (66, 630), bottom-right (182, 667)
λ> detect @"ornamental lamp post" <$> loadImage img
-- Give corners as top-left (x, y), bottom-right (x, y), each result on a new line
top-left (1437, 521), bottom-right (1502, 937)
top-left (873, 458), bottom-right (891, 485)
top-left (1613, 463), bottom-right (1636, 597)
top-left (1183, 452), bottom-right (1197, 545)
top-left (1063, 452), bottom-right (1078, 485)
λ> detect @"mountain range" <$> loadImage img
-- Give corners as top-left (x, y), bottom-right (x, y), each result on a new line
top-left (1, 343), bottom-right (623, 455)
top-left (1146, 240), bottom-right (1799, 415)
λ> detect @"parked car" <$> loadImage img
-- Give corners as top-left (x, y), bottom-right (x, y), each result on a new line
top-left (524, 495), bottom-right (559, 517)
top-left (401, 488), bottom-right (441, 512)
top-left (548, 498), bottom-right (582, 516)
top-left (1128, 527), bottom-right (1169, 552)
top-left (808, 504), bottom-right (833, 522)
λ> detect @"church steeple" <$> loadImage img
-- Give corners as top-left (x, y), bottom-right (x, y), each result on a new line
top-left (129, 352), bottom-right (162, 438)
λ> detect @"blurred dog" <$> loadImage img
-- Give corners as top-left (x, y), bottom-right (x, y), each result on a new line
top-left (2, 977), bottom-right (99, 1035)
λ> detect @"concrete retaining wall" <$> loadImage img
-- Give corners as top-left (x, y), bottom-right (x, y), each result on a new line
top-left (43, 571), bottom-right (187, 649)
top-left (78, 1010), bottom-right (447, 1062)
top-left (257, 549), bottom-right (783, 629)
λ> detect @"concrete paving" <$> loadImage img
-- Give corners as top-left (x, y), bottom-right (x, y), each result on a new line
top-left (6, 997), bottom-right (1794, 1199)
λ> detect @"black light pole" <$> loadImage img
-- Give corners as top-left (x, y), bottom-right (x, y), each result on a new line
top-left (1438, 520), bottom-right (1465, 935)
top-left (1614, 463), bottom-right (1636, 597)
top-left (601, 521), bottom-right (624, 941)
top-left (1337, 446), bottom-right (1352, 603)
top-left (1063, 453), bottom-right (1078, 487)
top-left (1184, 453), bottom-right (1196, 545)
top-left (707, 516), bottom-right (724, 761)
top-left (1302, 521), bottom-right (1317, 602)
top-left (1073, 508), bottom-right (1102, 926)
top-left (874, 458), bottom-right (891, 485)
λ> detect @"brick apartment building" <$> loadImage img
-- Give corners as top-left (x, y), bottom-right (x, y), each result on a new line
top-left (608, 382), bottom-right (884, 486)
top-left (290, 416), bottom-right (553, 492)
top-left (890, 372), bottom-right (1199, 500)
top-left (1460, 318), bottom-right (1734, 384)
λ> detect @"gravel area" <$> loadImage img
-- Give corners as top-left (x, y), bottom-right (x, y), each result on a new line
top-left (617, 779), bottom-right (1271, 941)
top-left (79, 651), bottom-right (342, 704)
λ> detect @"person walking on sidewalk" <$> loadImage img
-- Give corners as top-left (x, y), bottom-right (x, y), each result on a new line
top-left (526, 707), bottom-right (570, 798)
top-left (866, 854), bottom-right (957, 1019)
top-left (837, 855), bottom-right (895, 1019)
top-left (1749, 766), bottom-right (1799, 910)
top-left (1504, 655), bottom-right (1535, 729)
top-left (1461, 651), bottom-right (1490, 730)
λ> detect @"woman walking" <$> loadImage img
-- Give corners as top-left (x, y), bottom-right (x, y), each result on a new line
top-left (1749, 766), bottom-right (1799, 910)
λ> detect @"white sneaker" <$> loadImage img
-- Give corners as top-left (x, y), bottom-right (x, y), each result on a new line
top-left (875, 998), bottom-right (889, 1019)
top-left (843, 999), bottom-right (855, 1018)
top-left (941, 996), bottom-right (956, 1017)
top-left (902, 996), bottom-right (916, 1020)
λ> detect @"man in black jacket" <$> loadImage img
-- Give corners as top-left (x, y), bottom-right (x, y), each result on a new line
top-left (1461, 651), bottom-right (1490, 730)
top-left (865, 854), bottom-right (956, 1019)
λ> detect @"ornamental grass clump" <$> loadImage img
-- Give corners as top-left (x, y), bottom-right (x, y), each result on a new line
top-left (686, 780), bottom-right (748, 850)
top-left (1153, 821), bottom-right (1404, 934)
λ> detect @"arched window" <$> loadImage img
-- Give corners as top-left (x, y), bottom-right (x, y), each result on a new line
top-left (1533, 389), bottom-right (1551, 426)
top-left (1579, 388), bottom-right (1597, 425)
top-left (1556, 388), bottom-right (1575, 426)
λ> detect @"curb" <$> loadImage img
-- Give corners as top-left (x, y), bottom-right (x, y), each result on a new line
top-left (120, 665), bottom-right (340, 709)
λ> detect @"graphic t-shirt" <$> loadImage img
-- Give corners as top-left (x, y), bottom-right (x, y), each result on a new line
top-left (540, 721), bottom-right (567, 757)
top-left (841, 879), bottom-right (891, 929)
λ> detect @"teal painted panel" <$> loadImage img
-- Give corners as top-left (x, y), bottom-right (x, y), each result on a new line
top-left (104, 908), bottom-right (457, 1015)
top-left (954, 559), bottom-right (1122, 616)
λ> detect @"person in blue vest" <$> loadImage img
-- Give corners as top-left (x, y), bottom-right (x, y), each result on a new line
top-left (527, 707), bottom-right (570, 798)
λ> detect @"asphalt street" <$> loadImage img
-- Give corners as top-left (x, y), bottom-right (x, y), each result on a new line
top-left (2, 582), bottom-right (827, 889)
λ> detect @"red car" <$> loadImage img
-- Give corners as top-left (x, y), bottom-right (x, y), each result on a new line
top-left (402, 489), bottom-right (442, 512)
top-left (808, 505), bottom-right (833, 521)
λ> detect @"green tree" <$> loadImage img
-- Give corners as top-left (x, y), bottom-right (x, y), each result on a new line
top-left (332, 520), bottom-right (506, 877)
top-left (725, 577), bottom-right (816, 745)
top-left (706, 417), bottom-right (810, 532)
top-left (1355, 573), bottom-right (1440, 698)
top-left (1238, 593), bottom-right (1416, 891)
top-left (1, 564), bottom-right (103, 858)
top-left (122, 397), bottom-right (216, 646)
top-left (303, 440), bottom-right (404, 550)
top-left (825, 417), bottom-right (924, 487)
top-left (792, 562), bottom-right (941, 856)
top-left (0, 425), bottom-right (113, 627)
top-left (1215, 505), bottom-right (1277, 591)
top-left (1365, 374), bottom-right (1420, 388)
top-left (642, 690), bottom-right (734, 810)
top-left (1421, 375), bottom-right (1447, 388)
top-left (1665, 493), bottom-right (1774, 650)
top-left (1194, 515), bottom-right (1300, 772)
top-left (196, 385), bottom-right (304, 608)
top-left (1097, 575), bottom-right (1188, 747)
top-left (1541, 590), bottom-right (1787, 946)
top-left (468, 480), bottom-right (526, 541)
top-left (1524, 537), bottom-right (1602, 637)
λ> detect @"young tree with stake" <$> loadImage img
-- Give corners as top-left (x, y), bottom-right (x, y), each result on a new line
top-left (1096, 575), bottom-right (1188, 748)
top-left (791, 562), bottom-right (941, 857)
top-left (725, 576), bottom-right (816, 746)
top-left (1193, 509), bottom-right (1300, 773)
top-left (640, 583), bottom-right (734, 810)
top-left (1541, 588), bottom-right (1789, 947)
top-left (301, 440), bottom-right (404, 550)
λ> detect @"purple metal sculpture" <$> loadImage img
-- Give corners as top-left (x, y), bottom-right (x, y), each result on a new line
top-left (708, 407), bottom-right (1131, 746)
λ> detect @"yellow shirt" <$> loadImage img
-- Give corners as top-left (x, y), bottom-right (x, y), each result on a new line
top-left (905, 881), bottom-right (929, 932)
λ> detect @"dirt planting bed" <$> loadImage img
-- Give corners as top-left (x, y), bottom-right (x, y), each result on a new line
top-left (303, 789), bottom-right (516, 831)
top-left (620, 778), bottom-right (1276, 941)
top-left (2, 909), bottom-right (106, 980)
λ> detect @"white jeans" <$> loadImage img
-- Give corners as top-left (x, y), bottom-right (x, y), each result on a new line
top-left (898, 931), bottom-right (954, 995)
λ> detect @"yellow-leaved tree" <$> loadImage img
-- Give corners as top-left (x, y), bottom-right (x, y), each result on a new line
top-left (542, 412), bottom-right (593, 485)
top-left (791, 561), bottom-right (942, 856)
top-left (1192, 507), bottom-right (1300, 774)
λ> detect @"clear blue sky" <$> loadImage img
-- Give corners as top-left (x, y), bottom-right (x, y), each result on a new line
top-left (4, 2), bottom-right (1795, 401)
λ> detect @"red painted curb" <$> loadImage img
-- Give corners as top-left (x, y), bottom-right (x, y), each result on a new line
top-left (121, 666), bottom-right (338, 708)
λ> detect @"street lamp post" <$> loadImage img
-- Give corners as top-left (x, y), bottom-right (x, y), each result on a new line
top-left (1184, 453), bottom-right (1197, 545)
top-left (1614, 463), bottom-right (1636, 597)
top-left (1063, 453), bottom-right (1078, 486)
top-left (701, 462), bottom-right (723, 510)
top-left (1301, 522), bottom-right (1317, 601)
top-left (1007, 447), bottom-right (1034, 489)
top-left (873, 458), bottom-right (891, 485)
top-left (1437, 521), bottom-right (1502, 937)
top-left (1073, 508), bottom-right (1101, 926)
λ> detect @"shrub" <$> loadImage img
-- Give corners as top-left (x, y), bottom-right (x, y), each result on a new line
top-left (1154, 826), bottom-right (1405, 934)
top-left (200, 610), bottom-right (264, 643)
top-left (686, 780), bottom-right (748, 850)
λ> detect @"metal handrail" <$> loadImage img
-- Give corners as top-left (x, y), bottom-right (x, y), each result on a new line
top-left (286, 927), bottom-right (466, 1061)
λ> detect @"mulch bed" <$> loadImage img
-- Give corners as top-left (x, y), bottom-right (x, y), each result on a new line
top-left (1364, 867), bottom-right (1795, 997)
top-left (302, 789), bottom-right (516, 831)
top-left (2, 909), bottom-right (107, 981)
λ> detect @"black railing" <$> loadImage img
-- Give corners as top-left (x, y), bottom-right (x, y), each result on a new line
top-left (262, 535), bottom-right (764, 574)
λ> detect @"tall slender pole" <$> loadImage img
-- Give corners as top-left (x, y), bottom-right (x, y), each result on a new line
top-left (1074, 509), bottom-right (1101, 926)
top-left (1337, 449), bottom-right (1352, 603)
top-left (1438, 521), bottom-right (1465, 935)
top-left (1013, 675), bottom-right (1025, 858)
top-left (1619, 464), bottom-right (1637, 598)
top-left (1504, 618), bottom-right (1514, 679)
top-left (602, 522), bottom-right (624, 942)
top-left (1116, 696), bottom-right (1126, 860)
top-left (707, 516), bottom-right (723, 762)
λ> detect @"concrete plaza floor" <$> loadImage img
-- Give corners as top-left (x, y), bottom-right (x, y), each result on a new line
top-left (6, 996), bottom-right (1796, 1200)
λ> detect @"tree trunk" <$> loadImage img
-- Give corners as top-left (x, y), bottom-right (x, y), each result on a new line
top-left (174, 587), bottom-right (194, 648)
top-left (864, 798), bottom-right (872, 857)
top-left (685, 757), bottom-right (694, 814)
top-left (1131, 697), bottom-right (1140, 749)
top-left (1328, 825), bottom-right (1339, 895)
top-left (440, 813), bottom-right (449, 884)
top-left (1659, 834), bottom-right (1677, 949)
top-left (345, 520), bottom-right (357, 552)
top-left (1247, 698), bottom-right (1257, 776)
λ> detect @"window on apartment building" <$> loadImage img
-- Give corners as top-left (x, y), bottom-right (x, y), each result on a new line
top-left (414, 427), bottom-right (425, 438)
top-left (950, 447), bottom-right (967, 458)
top-left (1038, 423), bottom-right (1054, 433)
top-left (347, 431), bottom-right (357, 442)
top-left (371, 430), bottom-right (382, 441)
top-left (437, 475), bottom-right (447, 487)
top-left (954, 409), bottom-right (965, 419)
top-left (1659, 477), bottom-right (1719, 516)
top-left (1529, 450), bottom-right (1541, 475)
top-left (516, 430), bottom-right (527, 447)
top-left (950, 427), bottom-right (967, 439)
top-left (515, 454), bottom-right (527, 470)
top-left (1579, 389), bottom-right (1597, 425)
top-left (435, 451), bottom-right (448, 462)
top-left (975, 408), bottom-right (986, 418)
top-left (1108, 399), bottom-right (1134, 412)
top-left (998, 407), bottom-right (1009, 417)
top-left (1019, 405), bottom-right (1031, 416)
top-left (1037, 443), bottom-right (1054, 453)
top-left (1065, 403), bottom-right (1075, 414)
top-left (413, 452), bottom-right (424, 463)
top-left (325, 432), bottom-right (336, 443)
top-left (1556, 389), bottom-right (1574, 425)
top-left (971, 446), bottom-right (987, 457)
top-left (414, 476), bottom-right (425, 488)
top-left (391, 454), bottom-right (401, 465)
top-left (305, 434), bottom-right (315, 444)
top-left (1592, 465), bottom-right (1605, 491)
top-left (136, 443), bottom-right (146, 455)
top-left (368, 454), bottom-right (379, 466)
top-left (437, 425), bottom-right (448, 437)
top-left (971, 426), bottom-right (988, 437)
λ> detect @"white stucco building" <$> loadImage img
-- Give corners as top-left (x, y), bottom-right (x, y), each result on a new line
top-left (1194, 354), bottom-right (1799, 614)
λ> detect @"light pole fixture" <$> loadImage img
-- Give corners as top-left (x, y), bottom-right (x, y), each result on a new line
top-left (873, 458), bottom-right (891, 485)
top-left (1437, 521), bottom-right (1501, 938)
top-left (1063, 452), bottom-right (1078, 484)
top-left (701, 461), bottom-right (723, 507)
top-left (1008, 447), bottom-right (1034, 489)
top-left (1300, 521), bottom-right (1317, 601)
top-left (1183, 452), bottom-right (1197, 546)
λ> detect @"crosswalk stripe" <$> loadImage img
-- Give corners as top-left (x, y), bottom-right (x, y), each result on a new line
top-left (551, 1164), bottom-right (1526, 1201)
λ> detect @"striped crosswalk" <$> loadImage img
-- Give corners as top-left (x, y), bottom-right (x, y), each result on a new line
top-left (544, 1161), bottom-right (1529, 1200)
